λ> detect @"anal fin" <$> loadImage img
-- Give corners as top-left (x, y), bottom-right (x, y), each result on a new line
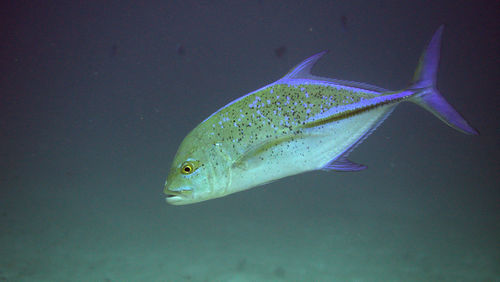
top-left (321, 156), bottom-right (367, 172)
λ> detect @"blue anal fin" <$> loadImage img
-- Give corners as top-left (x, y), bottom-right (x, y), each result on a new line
top-left (321, 157), bottom-right (367, 172)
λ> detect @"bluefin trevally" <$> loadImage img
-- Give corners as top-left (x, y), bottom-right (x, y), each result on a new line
top-left (164, 26), bottom-right (477, 205)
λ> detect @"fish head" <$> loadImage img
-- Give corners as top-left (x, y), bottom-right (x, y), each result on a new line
top-left (164, 138), bottom-right (232, 205)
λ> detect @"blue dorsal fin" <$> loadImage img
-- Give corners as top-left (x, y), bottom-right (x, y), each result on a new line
top-left (281, 50), bottom-right (329, 80)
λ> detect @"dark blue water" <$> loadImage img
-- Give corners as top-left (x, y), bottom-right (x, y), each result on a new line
top-left (1, 1), bottom-right (498, 281)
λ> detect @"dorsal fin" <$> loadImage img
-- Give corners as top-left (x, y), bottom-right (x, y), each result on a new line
top-left (281, 50), bottom-right (329, 80)
top-left (281, 51), bottom-right (389, 93)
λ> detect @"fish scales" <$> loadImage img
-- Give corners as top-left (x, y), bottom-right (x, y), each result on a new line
top-left (200, 82), bottom-right (377, 155)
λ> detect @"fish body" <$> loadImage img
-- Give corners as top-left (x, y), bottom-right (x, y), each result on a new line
top-left (164, 26), bottom-right (477, 205)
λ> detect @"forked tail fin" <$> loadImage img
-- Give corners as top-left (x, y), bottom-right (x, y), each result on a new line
top-left (409, 25), bottom-right (478, 135)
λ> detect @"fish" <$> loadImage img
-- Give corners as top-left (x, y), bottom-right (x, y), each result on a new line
top-left (163, 26), bottom-right (477, 205)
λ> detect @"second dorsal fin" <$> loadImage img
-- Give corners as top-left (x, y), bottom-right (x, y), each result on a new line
top-left (281, 50), bottom-right (329, 80)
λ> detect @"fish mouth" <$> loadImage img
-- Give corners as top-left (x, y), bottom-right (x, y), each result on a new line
top-left (165, 195), bottom-right (183, 204)
top-left (164, 187), bottom-right (192, 204)
top-left (164, 190), bottom-right (180, 198)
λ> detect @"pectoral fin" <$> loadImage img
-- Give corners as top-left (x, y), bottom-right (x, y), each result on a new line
top-left (232, 134), bottom-right (299, 169)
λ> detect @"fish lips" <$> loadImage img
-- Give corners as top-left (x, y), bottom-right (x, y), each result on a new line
top-left (164, 186), bottom-right (193, 204)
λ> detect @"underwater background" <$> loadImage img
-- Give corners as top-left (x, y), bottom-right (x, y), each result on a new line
top-left (0, 1), bottom-right (498, 281)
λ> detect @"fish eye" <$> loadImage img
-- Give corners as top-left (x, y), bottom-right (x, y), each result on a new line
top-left (180, 161), bottom-right (195, 175)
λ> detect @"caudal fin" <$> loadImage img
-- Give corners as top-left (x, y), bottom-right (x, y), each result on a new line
top-left (409, 25), bottom-right (478, 135)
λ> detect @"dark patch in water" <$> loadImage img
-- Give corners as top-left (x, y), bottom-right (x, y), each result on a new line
top-left (274, 46), bottom-right (287, 58)
top-left (176, 44), bottom-right (186, 56)
top-left (236, 258), bottom-right (247, 271)
top-left (273, 266), bottom-right (286, 278)
top-left (110, 44), bottom-right (118, 57)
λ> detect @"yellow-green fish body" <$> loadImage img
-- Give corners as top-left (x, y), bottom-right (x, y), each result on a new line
top-left (164, 26), bottom-right (477, 205)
